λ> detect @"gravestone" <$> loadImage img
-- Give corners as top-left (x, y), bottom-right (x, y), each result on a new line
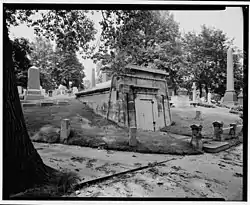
top-left (207, 89), bottom-right (212, 104)
top-left (72, 87), bottom-right (78, 94)
top-left (24, 66), bottom-right (44, 100)
top-left (192, 82), bottom-right (197, 103)
top-left (171, 88), bottom-right (190, 108)
top-left (41, 89), bottom-right (46, 96)
top-left (17, 86), bottom-right (23, 95)
top-left (238, 89), bottom-right (243, 106)
top-left (223, 47), bottom-right (237, 106)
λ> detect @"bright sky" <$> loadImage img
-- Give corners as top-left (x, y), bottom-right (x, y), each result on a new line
top-left (9, 7), bottom-right (243, 81)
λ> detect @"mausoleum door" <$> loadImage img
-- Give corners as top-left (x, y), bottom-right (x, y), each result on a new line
top-left (135, 94), bottom-right (157, 131)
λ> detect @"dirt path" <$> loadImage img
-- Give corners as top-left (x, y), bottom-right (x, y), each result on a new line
top-left (34, 142), bottom-right (243, 200)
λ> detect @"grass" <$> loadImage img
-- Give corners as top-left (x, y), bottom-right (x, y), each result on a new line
top-left (165, 107), bottom-right (242, 138)
top-left (23, 98), bottom-right (242, 156)
top-left (23, 98), bottom-right (202, 155)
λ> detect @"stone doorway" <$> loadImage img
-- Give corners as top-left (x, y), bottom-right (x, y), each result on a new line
top-left (135, 94), bottom-right (157, 131)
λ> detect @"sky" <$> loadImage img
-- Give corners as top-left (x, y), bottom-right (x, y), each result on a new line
top-left (9, 7), bottom-right (243, 81)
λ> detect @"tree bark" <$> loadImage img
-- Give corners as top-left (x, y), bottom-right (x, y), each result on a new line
top-left (205, 84), bottom-right (209, 101)
top-left (199, 84), bottom-right (203, 98)
top-left (3, 12), bottom-right (48, 198)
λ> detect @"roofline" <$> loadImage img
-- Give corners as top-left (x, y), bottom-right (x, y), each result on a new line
top-left (75, 87), bottom-right (110, 97)
top-left (101, 64), bottom-right (169, 76)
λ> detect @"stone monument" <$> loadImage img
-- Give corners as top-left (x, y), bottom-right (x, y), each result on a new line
top-left (207, 88), bottom-right (212, 104)
top-left (171, 88), bottom-right (190, 108)
top-left (72, 87), bottom-right (78, 94)
top-left (238, 88), bottom-right (243, 106)
top-left (24, 66), bottom-right (44, 100)
top-left (192, 82), bottom-right (197, 103)
top-left (223, 47), bottom-right (237, 106)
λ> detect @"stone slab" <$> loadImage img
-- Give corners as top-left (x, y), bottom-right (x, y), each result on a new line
top-left (25, 94), bottom-right (44, 101)
top-left (40, 101), bottom-right (55, 106)
top-left (57, 100), bottom-right (69, 105)
top-left (22, 103), bottom-right (38, 107)
top-left (203, 141), bottom-right (230, 153)
top-left (27, 90), bottom-right (42, 95)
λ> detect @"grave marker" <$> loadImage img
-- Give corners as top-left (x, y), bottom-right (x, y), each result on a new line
top-left (25, 66), bottom-right (44, 100)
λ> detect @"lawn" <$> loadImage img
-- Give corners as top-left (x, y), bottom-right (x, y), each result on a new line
top-left (23, 98), bottom-right (201, 155)
top-left (167, 106), bottom-right (243, 138)
top-left (23, 99), bottom-right (242, 156)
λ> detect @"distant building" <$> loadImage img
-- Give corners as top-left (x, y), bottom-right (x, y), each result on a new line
top-left (75, 64), bottom-right (172, 131)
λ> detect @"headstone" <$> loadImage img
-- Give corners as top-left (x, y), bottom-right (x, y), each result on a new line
top-left (24, 66), bottom-right (44, 100)
top-left (60, 119), bottom-right (71, 143)
top-left (72, 87), bottom-right (78, 94)
top-left (17, 86), bottom-right (23, 95)
top-left (41, 89), bottom-right (46, 96)
top-left (238, 88), bottom-right (243, 106)
top-left (192, 82), bottom-right (197, 103)
top-left (48, 90), bottom-right (53, 97)
top-left (102, 72), bottom-right (107, 83)
top-left (200, 97), bottom-right (206, 104)
top-left (223, 47), bottom-right (237, 106)
top-left (207, 89), bottom-right (212, 104)
top-left (171, 88), bottom-right (190, 108)
top-left (23, 89), bottom-right (27, 96)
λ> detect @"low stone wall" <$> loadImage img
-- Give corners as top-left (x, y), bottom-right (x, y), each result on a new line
top-left (77, 90), bottom-right (126, 126)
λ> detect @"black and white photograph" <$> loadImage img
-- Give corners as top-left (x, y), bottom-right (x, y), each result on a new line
top-left (2, 0), bottom-right (248, 202)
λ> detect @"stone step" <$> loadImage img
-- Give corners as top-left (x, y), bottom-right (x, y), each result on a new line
top-left (40, 101), bottom-right (55, 106)
top-left (57, 100), bottom-right (69, 105)
top-left (22, 103), bottom-right (38, 107)
top-left (24, 95), bottom-right (44, 101)
top-left (203, 141), bottom-right (230, 153)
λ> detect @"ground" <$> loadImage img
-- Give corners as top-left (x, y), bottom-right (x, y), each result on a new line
top-left (21, 95), bottom-right (243, 200)
top-left (167, 106), bottom-right (242, 138)
top-left (33, 142), bottom-right (243, 200)
top-left (23, 97), bottom-right (241, 155)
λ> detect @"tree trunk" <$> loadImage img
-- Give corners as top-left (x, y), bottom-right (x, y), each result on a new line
top-left (199, 84), bottom-right (203, 98)
top-left (3, 13), bottom-right (48, 198)
top-left (205, 84), bottom-right (209, 101)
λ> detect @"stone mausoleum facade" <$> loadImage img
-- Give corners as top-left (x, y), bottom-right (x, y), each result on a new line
top-left (75, 64), bottom-right (172, 131)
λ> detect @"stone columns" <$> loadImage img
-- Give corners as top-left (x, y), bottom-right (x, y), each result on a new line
top-left (190, 124), bottom-right (203, 151)
top-left (60, 119), bottom-right (71, 143)
top-left (127, 91), bottom-right (136, 127)
top-left (229, 123), bottom-right (237, 138)
top-left (212, 121), bottom-right (224, 141)
top-left (223, 47), bottom-right (237, 106)
top-left (127, 90), bottom-right (137, 146)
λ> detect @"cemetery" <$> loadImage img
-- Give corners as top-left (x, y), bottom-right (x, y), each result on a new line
top-left (5, 7), bottom-right (244, 201)
top-left (18, 44), bottom-right (243, 199)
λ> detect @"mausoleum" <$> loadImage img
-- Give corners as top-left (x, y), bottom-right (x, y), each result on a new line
top-left (75, 64), bottom-right (172, 131)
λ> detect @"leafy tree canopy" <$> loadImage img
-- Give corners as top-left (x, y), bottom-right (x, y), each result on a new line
top-left (11, 37), bottom-right (32, 88)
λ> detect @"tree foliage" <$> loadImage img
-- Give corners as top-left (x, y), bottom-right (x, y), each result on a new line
top-left (30, 36), bottom-right (56, 90)
top-left (182, 25), bottom-right (243, 97)
top-left (51, 48), bottom-right (85, 89)
top-left (11, 37), bottom-right (32, 88)
top-left (32, 10), bottom-right (97, 55)
top-left (92, 10), bottom-right (184, 90)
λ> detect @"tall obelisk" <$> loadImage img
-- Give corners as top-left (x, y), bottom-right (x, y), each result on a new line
top-left (223, 47), bottom-right (237, 106)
